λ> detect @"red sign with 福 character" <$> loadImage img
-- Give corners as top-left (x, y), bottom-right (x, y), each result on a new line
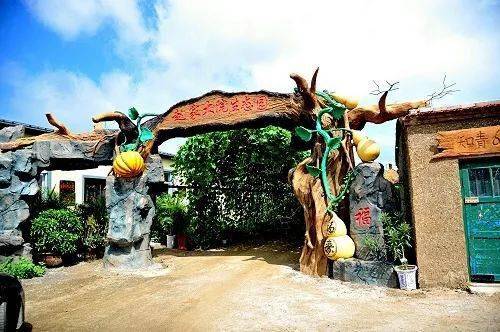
top-left (354, 207), bottom-right (371, 229)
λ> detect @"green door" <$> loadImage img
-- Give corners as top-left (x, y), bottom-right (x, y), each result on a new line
top-left (460, 159), bottom-right (500, 282)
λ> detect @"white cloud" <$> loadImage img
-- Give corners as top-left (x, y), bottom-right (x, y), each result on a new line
top-left (23, 0), bottom-right (150, 44)
top-left (6, 0), bottom-right (500, 157)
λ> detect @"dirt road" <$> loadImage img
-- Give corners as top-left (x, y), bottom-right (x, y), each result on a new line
top-left (22, 243), bottom-right (499, 331)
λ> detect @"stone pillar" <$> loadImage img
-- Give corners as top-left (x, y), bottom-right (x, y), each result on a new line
top-left (349, 162), bottom-right (397, 261)
top-left (0, 125), bottom-right (39, 259)
top-left (103, 155), bottom-right (164, 269)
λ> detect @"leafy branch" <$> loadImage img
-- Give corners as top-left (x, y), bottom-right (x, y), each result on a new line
top-left (120, 107), bottom-right (159, 152)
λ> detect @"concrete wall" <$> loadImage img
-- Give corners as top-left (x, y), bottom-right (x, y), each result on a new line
top-left (401, 117), bottom-right (499, 288)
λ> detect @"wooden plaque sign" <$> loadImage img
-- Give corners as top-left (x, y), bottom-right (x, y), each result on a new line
top-left (147, 90), bottom-right (297, 141)
top-left (433, 125), bottom-right (500, 159)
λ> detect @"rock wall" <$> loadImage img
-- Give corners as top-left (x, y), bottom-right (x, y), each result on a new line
top-left (103, 155), bottom-right (164, 269)
top-left (0, 147), bottom-right (39, 259)
top-left (0, 125), bottom-right (114, 260)
top-left (331, 258), bottom-right (398, 287)
top-left (349, 162), bottom-right (397, 261)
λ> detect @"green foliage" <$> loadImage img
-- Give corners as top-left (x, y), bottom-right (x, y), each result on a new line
top-left (31, 209), bottom-right (84, 256)
top-left (128, 107), bottom-right (139, 120)
top-left (362, 236), bottom-right (386, 261)
top-left (174, 126), bottom-right (307, 248)
top-left (295, 126), bottom-right (314, 141)
top-left (0, 257), bottom-right (45, 279)
top-left (139, 127), bottom-right (154, 143)
top-left (152, 193), bottom-right (189, 244)
top-left (29, 188), bottom-right (67, 218)
top-left (76, 197), bottom-right (108, 252)
top-left (305, 165), bottom-right (321, 177)
top-left (327, 136), bottom-right (342, 149)
top-left (331, 106), bottom-right (345, 120)
top-left (380, 212), bottom-right (412, 265)
top-left (119, 106), bottom-right (159, 152)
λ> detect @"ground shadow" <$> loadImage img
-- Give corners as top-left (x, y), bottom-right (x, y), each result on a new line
top-left (152, 240), bottom-right (302, 270)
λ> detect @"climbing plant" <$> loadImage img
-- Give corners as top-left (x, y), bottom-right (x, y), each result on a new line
top-left (295, 90), bottom-right (356, 214)
top-left (120, 107), bottom-right (158, 152)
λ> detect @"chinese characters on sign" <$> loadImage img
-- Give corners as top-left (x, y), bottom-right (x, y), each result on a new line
top-left (434, 125), bottom-right (500, 159)
top-left (168, 94), bottom-right (269, 122)
top-left (457, 130), bottom-right (497, 149)
top-left (354, 207), bottom-right (371, 229)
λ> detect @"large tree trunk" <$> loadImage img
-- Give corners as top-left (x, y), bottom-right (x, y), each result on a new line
top-left (291, 119), bottom-right (354, 276)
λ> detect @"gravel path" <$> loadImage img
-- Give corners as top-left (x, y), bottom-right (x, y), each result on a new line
top-left (22, 243), bottom-right (500, 331)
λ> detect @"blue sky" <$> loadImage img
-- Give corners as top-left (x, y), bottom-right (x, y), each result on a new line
top-left (1, 0), bottom-right (499, 160)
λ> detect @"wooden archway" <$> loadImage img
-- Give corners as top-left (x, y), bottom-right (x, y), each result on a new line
top-left (0, 69), bottom-right (428, 273)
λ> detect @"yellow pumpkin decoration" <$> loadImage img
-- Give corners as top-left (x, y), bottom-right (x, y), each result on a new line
top-left (331, 93), bottom-right (359, 110)
top-left (322, 214), bottom-right (347, 237)
top-left (324, 235), bottom-right (355, 260)
top-left (113, 151), bottom-right (145, 178)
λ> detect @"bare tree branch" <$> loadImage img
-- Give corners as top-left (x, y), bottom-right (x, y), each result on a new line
top-left (369, 80), bottom-right (400, 115)
top-left (369, 80), bottom-right (399, 96)
top-left (425, 74), bottom-right (459, 105)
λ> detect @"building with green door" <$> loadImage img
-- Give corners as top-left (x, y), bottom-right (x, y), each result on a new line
top-left (396, 101), bottom-right (500, 289)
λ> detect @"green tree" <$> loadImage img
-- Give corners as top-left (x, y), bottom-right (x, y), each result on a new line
top-left (174, 126), bottom-right (307, 248)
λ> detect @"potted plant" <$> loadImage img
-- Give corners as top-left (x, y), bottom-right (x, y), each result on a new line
top-left (31, 209), bottom-right (84, 267)
top-left (381, 212), bottom-right (418, 290)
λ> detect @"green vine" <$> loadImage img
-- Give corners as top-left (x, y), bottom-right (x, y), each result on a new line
top-left (295, 90), bottom-right (356, 214)
top-left (120, 107), bottom-right (159, 152)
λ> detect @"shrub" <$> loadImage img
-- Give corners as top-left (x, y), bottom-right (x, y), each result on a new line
top-left (31, 209), bottom-right (84, 256)
top-left (76, 198), bottom-right (108, 254)
top-left (152, 193), bottom-right (189, 244)
top-left (30, 188), bottom-right (67, 218)
top-left (362, 236), bottom-right (386, 261)
top-left (0, 257), bottom-right (45, 279)
top-left (174, 126), bottom-right (307, 248)
top-left (380, 212), bottom-right (412, 264)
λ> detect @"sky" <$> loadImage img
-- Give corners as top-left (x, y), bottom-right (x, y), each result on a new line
top-left (1, 0), bottom-right (499, 163)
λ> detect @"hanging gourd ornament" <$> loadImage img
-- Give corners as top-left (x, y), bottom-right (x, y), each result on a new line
top-left (322, 213), bottom-right (347, 237)
top-left (351, 130), bottom-right (380, 162)
top-left (113, 151), bottom-right (145, 178)
top-left (331, 93), bottom-right (359, 110)
top-left (324, 234), bottom-right (355, 260)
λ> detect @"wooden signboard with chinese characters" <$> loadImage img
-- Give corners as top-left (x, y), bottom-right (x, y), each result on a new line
top-left (144, 90), bottom-right (303, 144)
top-left (433, 125), bottom-right (500, 159)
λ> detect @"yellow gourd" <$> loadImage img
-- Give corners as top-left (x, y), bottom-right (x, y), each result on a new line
top-left (113, 151), bottom-right (145, 178)
top-left (356, 138), bottom-right (380, 162)
top-left (323, 214), bottom-right (347, 237)
top-left (324, 235), bottom-right (355, 260)
top-left (351, 130), bottom-right (365, 146)
top-left (350, 130), bottom-right (381, 162)
top-left (331, 93), bottom-right (359, 110)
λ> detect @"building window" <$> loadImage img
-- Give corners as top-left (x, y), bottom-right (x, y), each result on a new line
top-left (469, 168), bottom-right (493, 197)
top-left (59, 180), bottom-right (75, 204)
top-left (84, 178), bottom-right (106, 203)
top-left (164, 170), bottom-right (173, 183)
